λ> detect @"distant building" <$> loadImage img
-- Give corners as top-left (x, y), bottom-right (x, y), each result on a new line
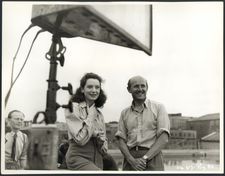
top-left (24, 120), bottom-right (32, 127)
top-left (200, 131), bottom-right (220, 149)
top-left (187, 113), bottom-right (220, 139)
top-left (169, 113), bottom-right (193, 130)
top-left (56, 121), bottom-right (68, 131)
top-left (55, 122), bottom-right (68, 143)
top-left (106, 121), bottom-right (118, 149)
top-left (165, 129), bottom-right (197, 149)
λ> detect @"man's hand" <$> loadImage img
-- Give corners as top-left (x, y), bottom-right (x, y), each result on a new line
top-left (128, 157), bottom-right (146, 171)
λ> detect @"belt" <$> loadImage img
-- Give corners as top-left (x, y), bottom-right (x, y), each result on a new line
top-left (130, 146), bottom-right (149, 151)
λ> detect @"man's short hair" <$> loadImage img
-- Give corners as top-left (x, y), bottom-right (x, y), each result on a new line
top-left (8, 110), bottom-right (25, 119)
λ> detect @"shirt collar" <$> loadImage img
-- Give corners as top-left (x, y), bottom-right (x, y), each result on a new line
top-left (131, 99), bottom-right (148, 112)
top-left (80, 101), bottom-right (95, 109)
top-left (10, 130), bottom-right (19, 136)
top-left (80, 101), bottom-right (87, 108)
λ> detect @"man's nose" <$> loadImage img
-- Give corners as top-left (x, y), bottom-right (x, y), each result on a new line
top-left (137, 86), bottom-right (143, 91)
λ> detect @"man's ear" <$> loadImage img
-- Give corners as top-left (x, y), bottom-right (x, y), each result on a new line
top-left (127, 87), bottom-right (131, 93)
top-left (146, 82), bottom-right (148, 90)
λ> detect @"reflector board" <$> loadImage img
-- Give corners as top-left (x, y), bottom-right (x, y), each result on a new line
top-left (31, 4), bottom-right (152, 55)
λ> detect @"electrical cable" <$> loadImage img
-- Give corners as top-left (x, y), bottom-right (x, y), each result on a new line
top-left (5, 28), bottom-right (46, 107)
top-left (5, 24), bottom-right (36, 107)
top-left (11, 29), bottom-right (46, 89)
top-left (10, 24), bottom-right (36, 86)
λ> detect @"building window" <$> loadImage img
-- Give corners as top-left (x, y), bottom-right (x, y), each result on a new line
top-left (188, 133), bottom-right (191, 137)
top-left (216, 120), bottom-right (219, 126)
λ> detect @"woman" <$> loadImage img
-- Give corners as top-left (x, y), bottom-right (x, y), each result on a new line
top-left (65, 72), bottom-right (108, 170)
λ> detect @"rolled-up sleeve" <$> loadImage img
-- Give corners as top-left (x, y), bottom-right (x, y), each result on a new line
top-left (65, 104), bottom-right (95, 146)
top-left (115, 111), bottom-right (127, 141)
top-left (156, 104), bottom-right (170, 137)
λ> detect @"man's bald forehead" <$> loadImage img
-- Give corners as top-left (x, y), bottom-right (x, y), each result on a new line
top-left (127, 76), bottom-right (148, 88)
top-left (130, 76), bottom-right (147, 82)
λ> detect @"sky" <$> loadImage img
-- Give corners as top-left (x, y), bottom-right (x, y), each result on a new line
top-left (2, 1), bottom-right (223, 123)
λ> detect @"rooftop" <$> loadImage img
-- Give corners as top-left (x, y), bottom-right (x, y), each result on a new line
top-left (201, 131), bottom-right (219, 141)
top-left (188, 113), bottom-right (219, 121)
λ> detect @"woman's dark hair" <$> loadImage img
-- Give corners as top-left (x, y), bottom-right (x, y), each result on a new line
top-left (70, 73), bottom-right (107, 108)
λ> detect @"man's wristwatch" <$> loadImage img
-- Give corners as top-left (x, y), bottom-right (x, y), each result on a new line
top-left (142, 155), bottom-right (148, 161)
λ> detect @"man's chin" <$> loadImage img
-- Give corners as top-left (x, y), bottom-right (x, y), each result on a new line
top-left (135, 97), bottom-right (146, 101)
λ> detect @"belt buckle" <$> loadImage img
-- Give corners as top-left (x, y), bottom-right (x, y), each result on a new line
top-left (136, 146), bottom-right (138, 151)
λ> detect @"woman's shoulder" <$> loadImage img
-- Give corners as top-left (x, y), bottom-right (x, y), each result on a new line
top-left (96, 108), bottom-right (103, 114)
top-left (65, 102), bottom-right (81, 116)
top-left (96, 108), bottom-right (105, 119)
top-left (72, 102), bottom-right (80, 107)
top-left (71, 102), bottom-right (85, 110)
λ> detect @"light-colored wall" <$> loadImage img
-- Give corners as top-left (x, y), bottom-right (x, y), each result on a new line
top-left (200, 141), bottom-right (219, 149)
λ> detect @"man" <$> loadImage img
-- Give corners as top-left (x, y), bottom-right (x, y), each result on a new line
top-left (5, 110), bottom-right (28, 169)
top-left (115, 76), bottom-right (170, 171)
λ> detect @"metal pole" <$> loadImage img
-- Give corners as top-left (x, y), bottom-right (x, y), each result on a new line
top-left (45, 35), bottom-right (61, 124)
